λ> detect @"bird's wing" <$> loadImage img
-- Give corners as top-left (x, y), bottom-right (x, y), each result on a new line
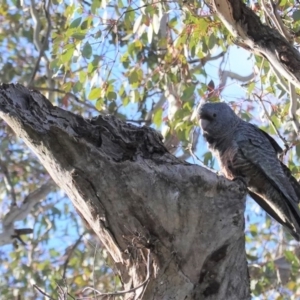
top-left (237, 137), bottom-right (300, 237)
top-left (238, 134), bottom-right (300, 239)
top-left (256, 126), bottom-right (283, 154)
top-left (237, 135), bottom-right (298, 205)
top-left (255, 125), bottom-right (300, 203)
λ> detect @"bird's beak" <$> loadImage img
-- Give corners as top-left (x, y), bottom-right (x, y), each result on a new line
top-left (199, 118), bottom-right (209, 130)
top-left (198, 108), bottom-right (212, 130)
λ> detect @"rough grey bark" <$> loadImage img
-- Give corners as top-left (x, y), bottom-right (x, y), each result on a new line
top-left (0, 84), bottom-right (250, 299)
top-left (212, 0), bottom-right (300, 89)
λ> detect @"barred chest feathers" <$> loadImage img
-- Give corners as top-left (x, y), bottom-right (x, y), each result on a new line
top-left (209, 141), bottom-right (239, 180)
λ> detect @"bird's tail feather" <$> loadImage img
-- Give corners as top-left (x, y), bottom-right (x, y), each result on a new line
top-left (249, 191), bottom-right (300, 241)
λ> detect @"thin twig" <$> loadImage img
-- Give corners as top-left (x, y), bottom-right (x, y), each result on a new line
top-left (269, 63), bottom-right (289, 93)
top-left (0, 159), bottom-right (17, 207)
top-left (33, 284), bottom-right (55, 300)
top-left (29, 0), bottom-right (52, 85)
top-left (288, 82), bottom-right (300, 134)
top-left (254, 93), bottom-right (289, 148)
top-left (82, 250), bottom-right (151, 298)
top-left (56, 280), bottom-right (76, 300)
top-left (62, 232), bottom-right (85, 279)
top-left (92, 243), bottom-right (99, 300)
top-left (269, 0), bottom-right (293, 42)
top-left (187, 127), bottom-right (206, 166)
top-left (188, 51), bottom-right (225, 65)
top-left (102, 0), bottom-right (175, 41)
top-left (28, 86), bottom-right (101, 112)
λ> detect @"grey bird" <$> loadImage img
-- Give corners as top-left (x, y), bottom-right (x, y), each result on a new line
top-left (198, 102), bottom-right (300, 240)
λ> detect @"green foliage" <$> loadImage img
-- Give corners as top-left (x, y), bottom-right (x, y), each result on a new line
top-left (1, 0), bottom-right (300, 298)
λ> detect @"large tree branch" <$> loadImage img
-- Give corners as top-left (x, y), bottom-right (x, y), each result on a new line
top-left (0, 84), bottom-right (249, 299)
top-left (0, 180), bottom-right (55, 246)
top-left (212, 0), bottom-right (300, 89)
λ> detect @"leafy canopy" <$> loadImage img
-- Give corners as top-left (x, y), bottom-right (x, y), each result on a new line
top-left (1, 0), bottom-right (300, 298)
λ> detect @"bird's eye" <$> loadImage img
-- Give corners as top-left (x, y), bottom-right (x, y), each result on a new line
top-left (213, 113), bottom-right (217, 117)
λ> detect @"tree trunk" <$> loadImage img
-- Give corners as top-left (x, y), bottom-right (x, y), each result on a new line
top-left (0, 83), bottom-right (250, 299)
